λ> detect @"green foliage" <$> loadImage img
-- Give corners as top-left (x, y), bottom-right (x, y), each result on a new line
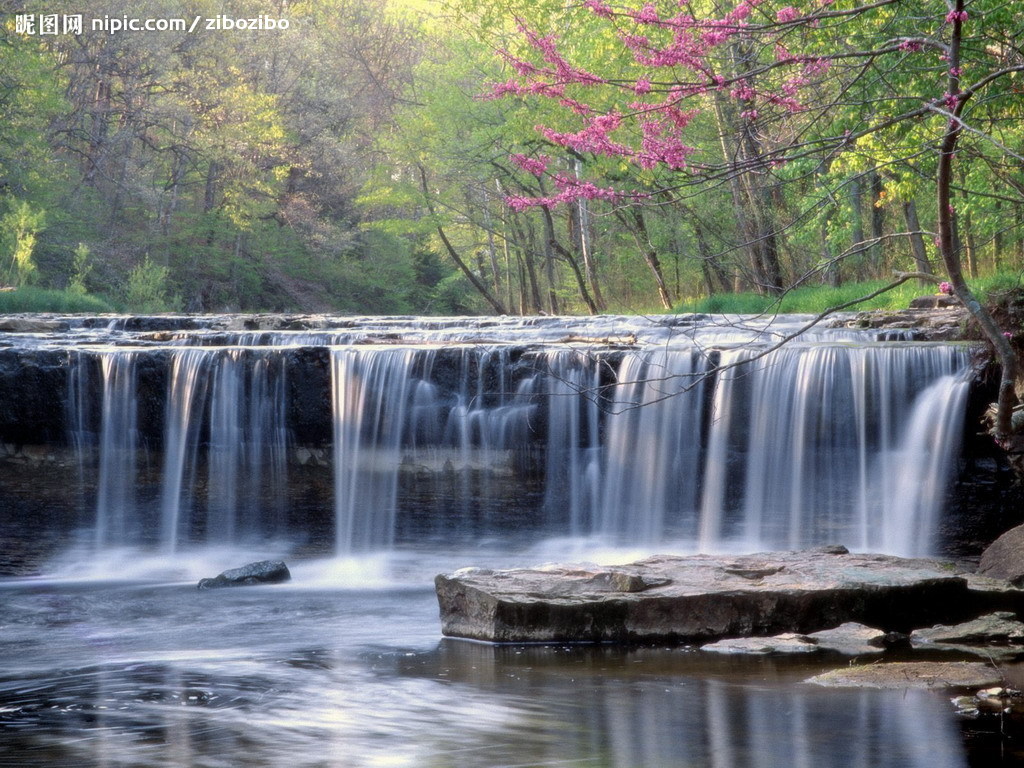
top-left (0, 200), bottom-right (45, 288)
top-left (123, 257), bottom-right (181, 314)
top-left (0, 286), bottom-right (113, 313)
top-left (688, 292), bottom-right (774, 314)
top-left (682, 274), bottom-right (1024, 315)
top-left (0, 0), bottom-right (1020, 315)
top-left (67, 243), bottom-right (92, 296)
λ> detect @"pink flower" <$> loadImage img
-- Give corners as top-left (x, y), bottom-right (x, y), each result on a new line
top-left (776, 6), bottom-right (800, 22)
top-left (634, 4), bottom-right (660, 23)
top-left (634, 78), bottom-right (652, 95)
top-left (510, 154), bottom-right (549, 176)
top-left (938, 281), bottom-right (953, 296)
top-left (803, 58), bottom-right (831, 76)
top-left (583, 0), bottom-right (614, 17)
top-left (730, 81), bottom-right (756, 101)
top-left (945, 9), bottom-right (968, 23)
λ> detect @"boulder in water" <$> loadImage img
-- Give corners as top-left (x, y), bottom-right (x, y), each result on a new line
top-left (701, 633), bottom-right (820, 655)
top-left (435, 551), bottom-right (994, 644)
top-left (197, 560), bottom-right (291, 590)
top-left (979, 525), bottom-right (1024, 586)
top-left (912, 612), bottom-right (1024, 647)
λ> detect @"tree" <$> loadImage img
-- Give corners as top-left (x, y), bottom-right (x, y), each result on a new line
top-left (489, 0), bottom-right (1023, 441)
top-left (1, 199), bottom-right (45, 287)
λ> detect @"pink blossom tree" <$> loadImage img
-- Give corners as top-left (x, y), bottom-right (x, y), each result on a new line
top-left (491, 0), bottom-right (1023, 440)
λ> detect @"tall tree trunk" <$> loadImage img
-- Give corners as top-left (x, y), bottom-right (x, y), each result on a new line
top-left (416, 165), bottom-right (507, 314)
top-left (957, 168), bottom-right (978, 278)
top-left (823, 216), bottom-right (840, 287)
top-left (993, 199), bottom-right (1004, 271)
top-left (533, 192), bottom-right (560, 314)
top-left (542, 206), bottom-right (599, 314)
top-left (693, 219), bottom-right (733, 294)
top-left (615, 209), bottom-right (674, 309)
top-left (712, 91), bottom-right (775, 293)
top-left (522, 219), bottom-right (544, 312)
top-left (573, 160), bottom-right (607, 310)
top-left (849, 175), bottom-right (866, 279)
top-left (964, 207), bottom-right (979, 279)
top-left (481, 190), bottom-right (503, 298)
top-left (869, 171), bottom-right (885, 276)
top-left (902, 199), bottom-right (932, 285)
top-left (1016, 204), bottom-right (1024, 264)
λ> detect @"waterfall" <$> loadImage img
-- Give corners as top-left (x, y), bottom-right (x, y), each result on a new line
top-left (540, 350), bottom-right (603, 536)
top-left (92, 351), bottom-right (142, 547)
top-left (331, 347), bottom-right (416, 553)
top-left (598, 348), bottom-right (711, 542)
top-left (159, 349), bottom-right (212, 552)
top-left (72, 347), bottom-right (289, 552)
top-left (59, 318), bottom-right (975, 558)
top-left (205, 351), bottom-right (290, 544)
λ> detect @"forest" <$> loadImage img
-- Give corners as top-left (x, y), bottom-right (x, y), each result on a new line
top-left (1, 0), bottom-right (1022, 316)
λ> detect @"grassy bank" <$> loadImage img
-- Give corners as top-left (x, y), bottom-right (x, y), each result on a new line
top-left (0, 287), bottom-right (115, 314)
top-left (679, 273), bottom-right (1024, 315)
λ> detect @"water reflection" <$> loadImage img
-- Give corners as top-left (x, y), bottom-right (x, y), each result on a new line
top-left (422, 642), bottom-right (971, 768)
top-left (0, 578), bottom-right (980, 767)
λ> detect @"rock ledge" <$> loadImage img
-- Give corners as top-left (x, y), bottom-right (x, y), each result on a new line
top-left (435, 551), bottom-right (1010, 644)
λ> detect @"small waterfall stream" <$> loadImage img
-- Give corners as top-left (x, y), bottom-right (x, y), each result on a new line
top-left (49, 314), bottom-right (973, 559)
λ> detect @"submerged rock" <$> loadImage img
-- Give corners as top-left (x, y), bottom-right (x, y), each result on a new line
top-left (197, 560), bottom-right (291, 590)
top-left (697, 622), bottom-right (895, 656)
top-left (909, 612), bottom-right (1024, 660)
top-left (701, 633), bottom-right (819, 655)
top-left (435, 551), bottom-right (982, 644)
top-left (912, 611), bottom-right (1024, 645)
top-left (807, 662), bottom-right (1002, 690)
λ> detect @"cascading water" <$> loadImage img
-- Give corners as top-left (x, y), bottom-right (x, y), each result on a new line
top-left (53, 315), bottom-right (974, 559)
top-left (597, 347), bottom-right (712, 542)
top-left (92, 351), bottom-right (142, 547)
top-left (695, 343), bottom-right (969, 555)
top-left (331, 347), bottom-right (416, 553)
top-left (66, 345), bottom-right (290, 553)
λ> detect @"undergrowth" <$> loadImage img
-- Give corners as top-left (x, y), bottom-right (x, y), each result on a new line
top-left (0, 286), bottom-right (114, 313)
top-left (680, 273), bottom-right (1024, 315)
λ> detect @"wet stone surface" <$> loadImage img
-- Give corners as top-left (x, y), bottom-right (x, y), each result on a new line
top-left (435, 550), bottom-right (1007, 644)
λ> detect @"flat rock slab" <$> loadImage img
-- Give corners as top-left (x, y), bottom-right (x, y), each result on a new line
top-left (435, 551), bottom-right (977, 644)
top-left (807, 662), bottom-right (1002, 690)
top-left (913, 612), bottom-right (1024, 646)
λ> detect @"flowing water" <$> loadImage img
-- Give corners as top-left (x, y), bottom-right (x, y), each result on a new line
top-left (0, 313), bottom-right (1002, 766)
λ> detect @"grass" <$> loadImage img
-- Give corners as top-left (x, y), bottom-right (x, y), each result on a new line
top-left (0, 286), bottom-right (115, 314)
top-left (679, 272), bottom-right (1024, 315)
